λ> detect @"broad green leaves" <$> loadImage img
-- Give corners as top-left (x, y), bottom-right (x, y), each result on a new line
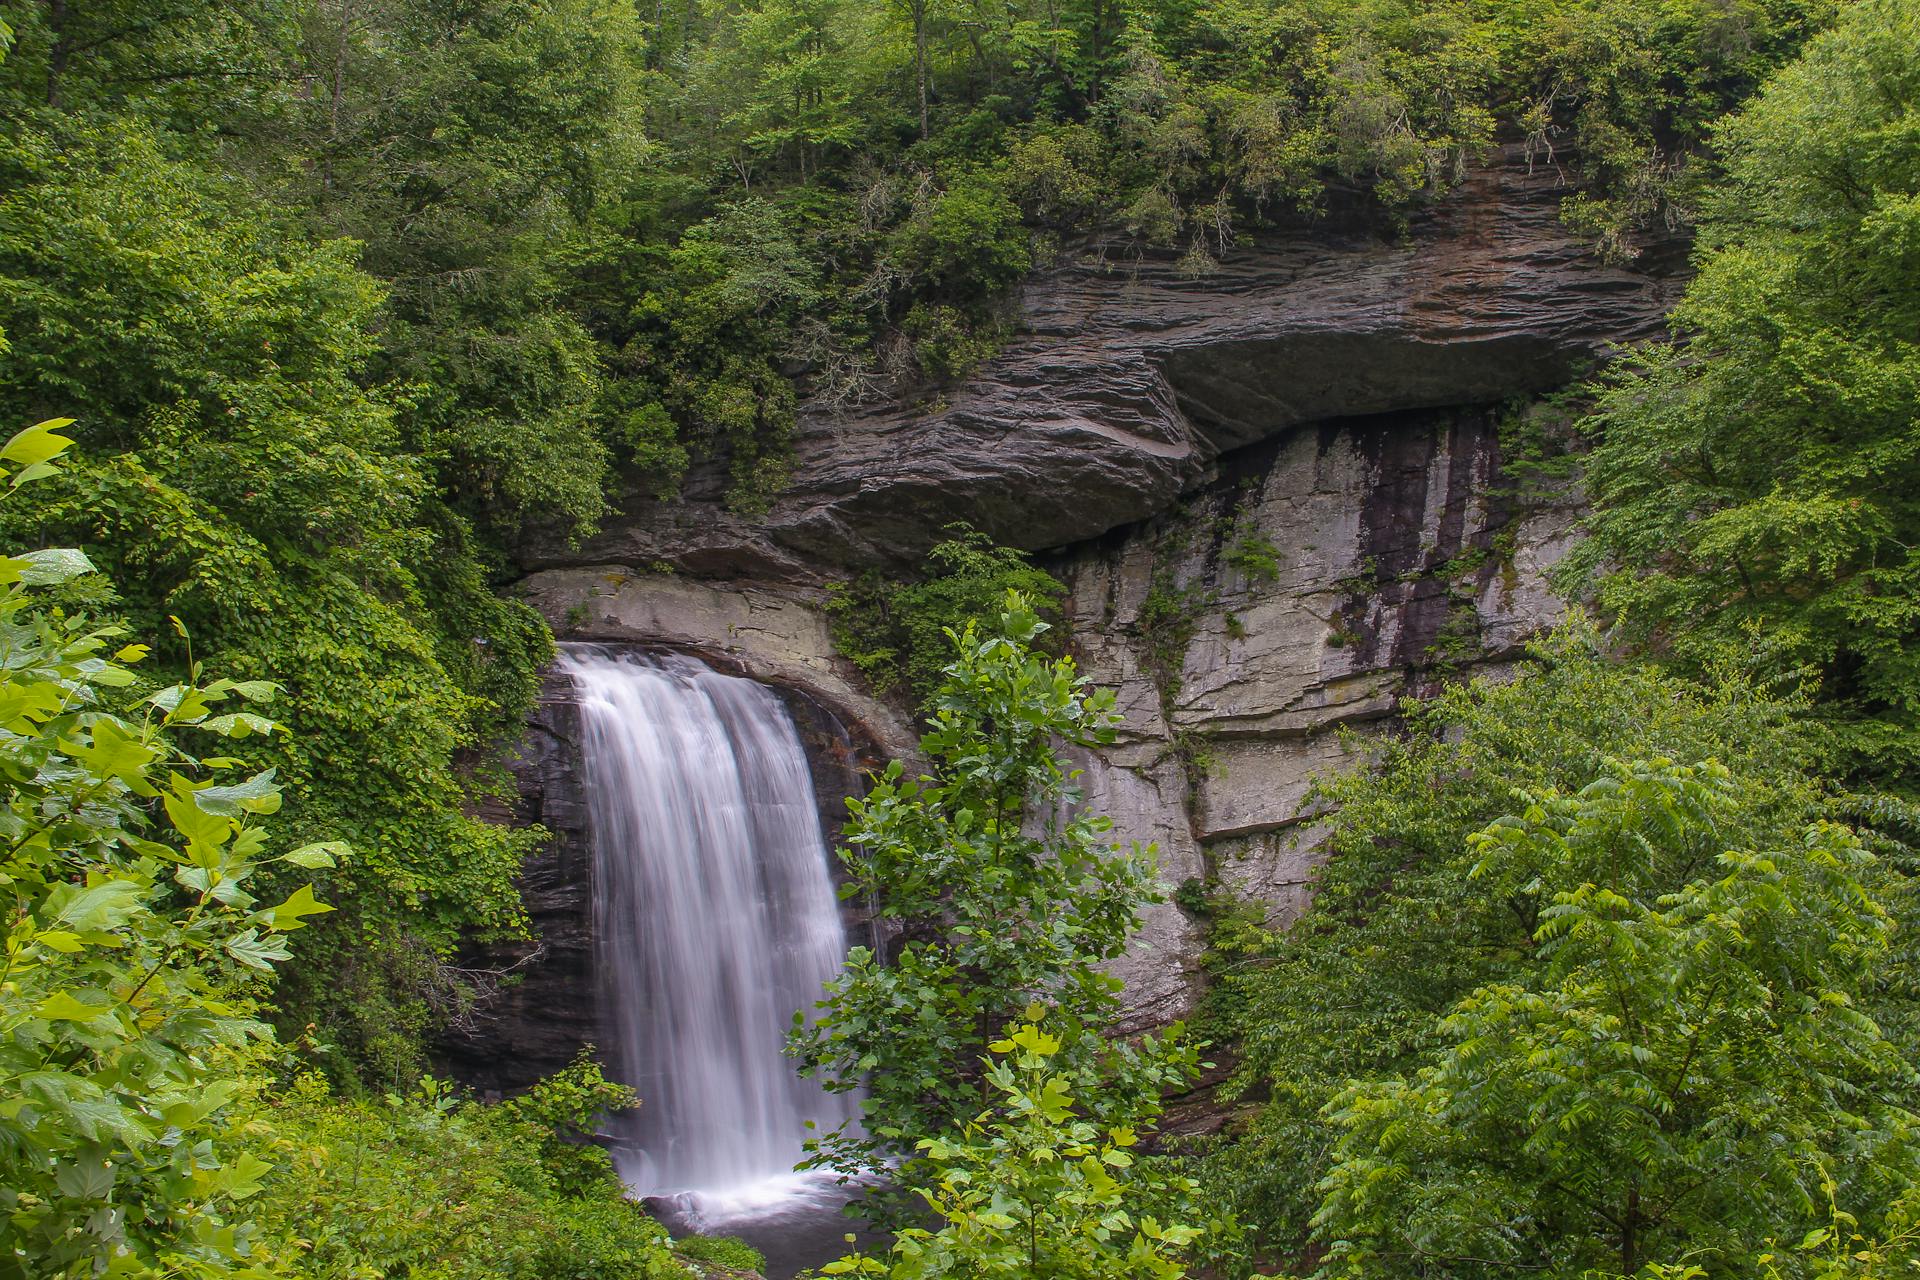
top-left (0, 435), bottom-right (346, 1276)
top-left (792, 590), bottom-right (1192, 1212)
top-left (823, 1012), bottom-right (1206, 1279)
top-left (0, 416), bottom-right (75, 487)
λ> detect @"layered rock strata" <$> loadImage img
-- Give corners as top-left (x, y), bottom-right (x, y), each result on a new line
top-left (520, 144), bottom-right (1677, 583)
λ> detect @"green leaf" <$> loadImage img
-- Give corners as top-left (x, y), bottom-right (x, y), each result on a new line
top-left (262, 884), bottom-right (333, 931)
top-left (35, 992), bottom-right (113, 1022)
top-left (198, 712), bottom-right (283, 740)
top-left (54, 1158), bottom-right (115, 1200)
top-left (0, 417), bottom-right (76, 474)
top-left (223, 928), bottom-right (292, 971)
top-left (193, 769), bottom-right (283, 817)
top-left (64, 719), bottom-right (159, 792)
top-left (164, 790), bottom-right (233, 853)
top-left (45, 879), bottom-right (144, 932)
top-left (149, 684), bottom-right (213, 725)
top-left (207, 1152), bottom-right (273, 1200)
top-left (17, 547), bottom-right (96, 586)
top-left (283, 841), bottom-right (348, 869)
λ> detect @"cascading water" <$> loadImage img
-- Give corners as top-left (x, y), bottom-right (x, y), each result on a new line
top-left (560, 645), bottom-right (863, 1228)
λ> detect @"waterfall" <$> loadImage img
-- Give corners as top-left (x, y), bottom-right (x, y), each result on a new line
top-left (560, 645), bottom-right (862, 1218)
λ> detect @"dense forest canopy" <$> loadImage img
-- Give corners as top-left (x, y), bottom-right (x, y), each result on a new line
top-left (3, 0), bottom-right (1919, 1273)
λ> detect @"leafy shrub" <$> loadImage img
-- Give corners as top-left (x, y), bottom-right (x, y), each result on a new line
top-left (822, 1012), bottom-right (1207, 1279)
top-left (888, 172), bottom-right (1031, 298)
top-left (674, 1235), bottom-right (766, 1272)
top-left (245, 1074), bottom-right (686, 1280)
top-left (825, 529), bottom-right (1067, 707)
top-left (0, 418), bottom-right (336, 1275)
top-left (1222, 528), bottom-right (1282, 584)
top-left (503, 1048), bottom-right (644, 1196)
top-left (901, 303), bottom-right (1003, 382)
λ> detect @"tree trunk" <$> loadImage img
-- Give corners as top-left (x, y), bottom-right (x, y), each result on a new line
top-left (45, 0), bottom-right (70, 108)
top-left (1621, 1186), bottom-right (1642, 1276)
top-left (914, 0), bottom-right (928, 140)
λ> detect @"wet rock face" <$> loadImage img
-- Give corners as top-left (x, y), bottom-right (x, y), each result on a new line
top-left (436, 684), bottom-right (595, 1097)
top-left (519, 144), bottom-right (1678, 582)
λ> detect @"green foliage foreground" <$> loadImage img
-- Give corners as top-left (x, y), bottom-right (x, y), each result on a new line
top-left (0, 423), bottom-right (692, 1279)
top-left (243, 1064), bottom-right (686, 1280)
top-left (824, 1012), bottom-right (1204, 1280)
top-left (0, 417), bottom-right (334, 1274)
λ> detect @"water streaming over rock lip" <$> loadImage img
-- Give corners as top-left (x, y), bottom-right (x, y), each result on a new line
top-left (560, 645), bottom-right (864, 1223)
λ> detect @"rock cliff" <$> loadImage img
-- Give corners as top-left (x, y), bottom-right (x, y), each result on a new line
top-left (458, 143), bottom-right (1682, 1061)
top-left (520, 144), bottom-right (1678, 583)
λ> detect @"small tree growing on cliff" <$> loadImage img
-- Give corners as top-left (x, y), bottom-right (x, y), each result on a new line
top-left (789, 591), bottom-right (1191, 1190)
top-left (821, 1009), bottom-right (1207, 1280)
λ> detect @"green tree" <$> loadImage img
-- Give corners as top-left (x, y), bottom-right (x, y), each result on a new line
top-left (1313, 759), bottom-right (1911, 1279)
top-left (274, 0), bottom-right (650, 542)
top-left (823, 1011), bottom-right (1206, 1280)
top-left (0, 418), bottom-right (335, 1277)
top-left (0, 0), bottom-right (290, 118)
top-left (0, 126), bottom-right (551, 1077)
top-left (624, 198), bottom-right (820, 508)
top-left (791, 592), bottom-right (1184, 1189)
top-left (1562, 0), bottom-right (1920, 780)
top-left (1208, 618), bottom-right (1848, 1263)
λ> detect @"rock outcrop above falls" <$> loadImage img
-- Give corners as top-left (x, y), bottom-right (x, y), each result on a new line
top-left (522, 144), bottom-right (1680, 582)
